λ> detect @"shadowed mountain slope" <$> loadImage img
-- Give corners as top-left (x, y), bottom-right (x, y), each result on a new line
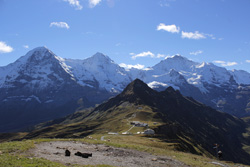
top-left (23, 79), bottom-right (250, 164)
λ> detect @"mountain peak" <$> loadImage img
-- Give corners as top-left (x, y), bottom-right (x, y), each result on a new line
top-left (26, 46), bottom-right (52, 56)
top-left (91, 52), bottom-right (111, 61)
top-left (163, 86), bottom-right (182, 97)
top-left (83, 52), bottom-right (113, 65)
top-left (121, 79), bottom-right (157, 98)
top-left (164, 54), bottom-right (195, 64)
top-left (165, 54), bottom-right (187, 60)
top-left (31, 46), bottom-right (49, 52)
top-left (24, 46), bottom-right (55, 61)
top-left (128, 78), bottom-right (147, 88)
top-left (153, 54), bottom-right (197, 72)
top-left (11, 46), bottom-right (58, 66)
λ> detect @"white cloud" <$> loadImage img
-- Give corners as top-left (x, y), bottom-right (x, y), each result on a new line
top-left (160, 2), bottom-right (170, 7)
top-left (205, 33), bottom-right (215, 40)
top-left (115, 43), bottom-right (121, 47)
top-left (23, 45), bottom-right (29, 49)
top-left (224, 62), bottom-right (238, 66)
top-left (119, 63), bottom-right (145, 70)
top-left (131, 52), bottom-right (168, 59)
top-left (157, 23), bottom-right (180, 33)
top-left (214, 60), bottom-right (225, 64)
top-left (205, 33), bottom-right (222, 40)
top-left (131, 51), bottom-right (155, 60)
top-left (181, 31), bottom-right (206, 39)
top-left (159, 0), bottom-right (176, 7)
top-left (89, 0), bottom-right (102, 8)
top-left (157, 23), bottom-right (219, 40)
top-left (246, 60), bottom-right (250, 63)
top-left (190, 50), bottom-right (203, 56)
top-left (63, 0), bottom-right (83, 10)
top-left (213, 60), bottom-right (238, 67)
top-left (50, 22), bottom-right (70, 29)
top-left (0, 41), bottom-right (13, 53)
top-left (156, 54), bottom-right (167, 58)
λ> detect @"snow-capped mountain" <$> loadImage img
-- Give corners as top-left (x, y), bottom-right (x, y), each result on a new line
top-left (230, 69), bottom-right (250, 85)
top-left (128, 55), bottom-right (250, 118)
top-left (64, 52), bottom-right (131, 92)
top-left (132, 55), bottom-right (241, 91)
top-left (0, 47), bottom-right (74, 90)
top-left (0, 47), bottom-right (119, 132)
top-left (0, 47), bottom-right (250, 132)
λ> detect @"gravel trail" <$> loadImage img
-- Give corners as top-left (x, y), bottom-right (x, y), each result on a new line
top-left (31, 141), bottom-right (188, 167)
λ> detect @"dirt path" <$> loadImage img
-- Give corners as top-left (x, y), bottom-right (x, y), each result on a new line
top-left (30, 141), bottom-right (188, 167)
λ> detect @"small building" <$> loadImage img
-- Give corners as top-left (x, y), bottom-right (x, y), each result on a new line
top-left (143, 129), bottom-right (155, 135)
top-left (130, 121), bottom-right (140, 125)
top-left (122, 131), bottom-right (132, 135)
top-left (136, 123), bottom-right (148, 127)
top-left (130, 121), bottom-right (148, 127)
top-left (108, 132), bottom-right (118, 135)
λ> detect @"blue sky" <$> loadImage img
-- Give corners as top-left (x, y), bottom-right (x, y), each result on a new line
top-left (0, 0), bottom-right (250, 72)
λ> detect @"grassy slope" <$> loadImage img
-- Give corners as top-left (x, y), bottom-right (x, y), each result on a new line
top-left (25, 102), bottom-right (249, 159)
top-left (242, 116), bottom-right (250, 155)
top-left (3, 80), bottom-right (249, 166)
top-left (0, 139), bottom-right (114, 167)
top-left (11, 102), bottom-right (249, 166)
top-left (0, 136), bottom-right (249, 167)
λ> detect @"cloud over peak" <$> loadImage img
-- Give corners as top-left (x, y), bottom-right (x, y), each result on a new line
top-left (50, 22), bottom-right (70, 29)
top-left (119, 63), bottom-right (145, 70)
top-left (0, 41), bottom-right (13, 53)
top-left (131, 51), bottom-right (154, 60)
top-left (157, 23), bottom-right (180, 33)
top-left (213, 60), bottom-right (238, 67)
top-left (131, 51), bottom-right (168, 60)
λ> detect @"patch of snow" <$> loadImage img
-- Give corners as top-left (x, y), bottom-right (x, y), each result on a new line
top-left (19, 95), bottom-right (42, 103)
top-left (230, 69), bottom-right (250, 85)
top-left (210, 161), bottom-right (227, 167)
top-left (19, 79), bottom-right (27, 83)
top-left (45, 100), bottom-right (54, 103)
top-left (22, 97), bottom-right (32, 102)
top-left (64, 52), bottom-right (132, 92)
top-left (147, 81), bottom-right (168, 89)
top-left (30, 95), bottom-right (42, 103)
top-left (148, 81), bottom-right (180, 90)
top-left (7, 95), bottom-right (25, 98)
